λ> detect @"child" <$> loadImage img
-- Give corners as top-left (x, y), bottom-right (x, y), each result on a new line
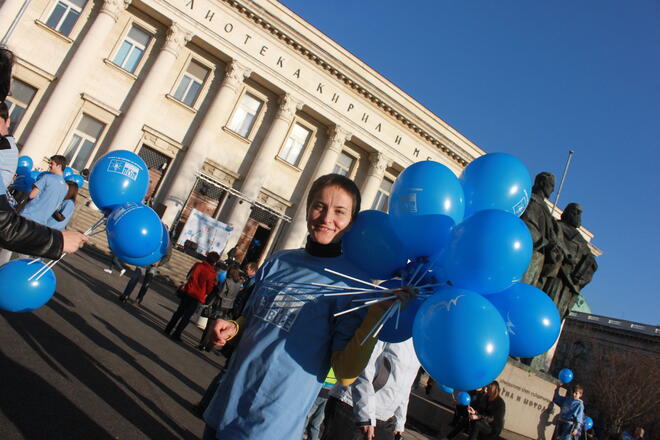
top-left (553, 383), bottom-right (585, 440)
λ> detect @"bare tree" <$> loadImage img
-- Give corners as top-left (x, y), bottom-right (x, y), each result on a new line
top-left (581, 345), bottom-right (660, 439)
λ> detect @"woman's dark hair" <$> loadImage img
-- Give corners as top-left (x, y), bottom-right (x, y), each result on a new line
top-left (65, 181), bottom-right (78, 202)
top-left (0, 47), bottom-right (14, 103)
top-left (488, 380), bottom-right (500, 400)
top-left (306, 173), bottom-right (361, 219)
top-left (206, 251), bottom-right (220, 264)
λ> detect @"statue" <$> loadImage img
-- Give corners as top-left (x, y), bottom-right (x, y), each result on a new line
top-left (521, 172), bottom-right (561, 287)
top-left (542, 203), bottom-right (598, 320)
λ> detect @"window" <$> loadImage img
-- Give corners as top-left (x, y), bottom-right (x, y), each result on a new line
top-left (45, 0), bottom-right (87, 37)
top-left (279, 123), bottom-right (311, 166)
top-left (173, 60), bottom-right (209, 107)
top-left (333, 151), bottom-right (356, 176)
top-left (112, 26), bottom-right (150, 73)
top-left (227, 93), bottom-right (263, 137)
top-left (63, 115), bottom-right (105, 170)
top-left (371, 177), bottom-right (393, 212)
top-left (5, 79), bottom-right (37, 133)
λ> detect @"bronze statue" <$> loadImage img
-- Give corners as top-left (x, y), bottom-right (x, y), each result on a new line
top-left (542, 203), bottom-right (598, 319)
top-left (521, 172), bottom-right (560, 287)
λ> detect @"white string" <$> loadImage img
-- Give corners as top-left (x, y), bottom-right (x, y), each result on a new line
top-left (333, 296), bottom-right (396, 317)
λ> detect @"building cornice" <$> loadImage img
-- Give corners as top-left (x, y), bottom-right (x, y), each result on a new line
top-left (224, 0), bottom-right (480, 167)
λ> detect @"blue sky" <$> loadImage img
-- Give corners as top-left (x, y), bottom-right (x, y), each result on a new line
top-left (280, 0), bottom-right (660, 325)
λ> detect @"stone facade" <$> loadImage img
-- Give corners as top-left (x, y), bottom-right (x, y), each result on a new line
top-left (2, 0), bottom-right (487, 263)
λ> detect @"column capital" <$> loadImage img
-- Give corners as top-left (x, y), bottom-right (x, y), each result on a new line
top-left (163, 22), bottom-right (193, 56)
top-left (275, 93), bottom-right (302, 123)
top-left (222, 60), bottom-right (251, 91)
top-left (326, 125), bottom-right (351, 153)
top-left (367, 151), bottom-right (391, 177)
top-left (100, 0), bottom-right (130, 22)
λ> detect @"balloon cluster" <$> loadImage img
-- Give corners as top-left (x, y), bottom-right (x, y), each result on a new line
top-left (12, 156), bottom-right (86, 193)
top-left (342, 153), bottom-right (562, 391)
top-left (0, 150), bottom-right (167, 313)
top-left (89, 150), bottom-right (169, 266)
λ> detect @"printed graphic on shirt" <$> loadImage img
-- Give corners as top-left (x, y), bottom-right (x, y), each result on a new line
top-left (108, 159), bottom-right (139, 181)
top-left (253, 287), bottom-right (317, 332)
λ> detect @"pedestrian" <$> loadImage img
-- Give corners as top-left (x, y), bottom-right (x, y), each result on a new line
top-left (466, 381), bottom-right (506, 440)
top-left (0, 101), bottom-right (18, 189)
top-left (119, 242), bottom-right (171, 305)
top-left (197, 265), bottom-right (242, 350)
top-left (164, 251), bottom-right (219, 342)
top-left (20, 155), bottom-right (68, 226)
top-left (201, 174), bottom-right (415, 440)
top-left (553, 383), bottom-right (585, 440)
top-left (0, 46), bottom-right (87, 261)
top-left (104, 255), bottom-right (128, 276)
top-left (441, 387), bottom-right (487, 440)
top-left (303, 368), bottom-right (337, 440)
top-left (46, 181), bottom-right (78, 230)
top-left (322, 338), bottom-right (421, 440)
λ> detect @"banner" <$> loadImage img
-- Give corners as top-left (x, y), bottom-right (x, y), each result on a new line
top-left (177, 209), bottom-right (233, 255)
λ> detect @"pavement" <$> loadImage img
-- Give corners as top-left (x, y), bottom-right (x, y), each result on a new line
top-left (0, 247), bottom-right (440, 440)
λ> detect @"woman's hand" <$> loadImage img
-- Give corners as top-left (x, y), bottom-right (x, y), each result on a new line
top-left (211, 319), bottom-right (239, 346)
top-left (376, 285), bottom-right (417, 311)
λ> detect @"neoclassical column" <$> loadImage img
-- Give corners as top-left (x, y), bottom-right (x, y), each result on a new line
top-left (223, 93), bottom-right (301, 248)
top-left (160, 60), bottom-right (251, 227)
top-left (278, 125), bottom-right (351, 250)
top-left (360, 151), bottom-right (391, 210)
top-left (109, 22), bottom-right (192, 151)
top-left (0, 0), bottom-right (24, 44)
top-left (21, 0), bottom-right (130, 160)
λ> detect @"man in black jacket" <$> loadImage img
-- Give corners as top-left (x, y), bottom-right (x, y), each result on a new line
top-left (0, 46), bottom-right (87, 259)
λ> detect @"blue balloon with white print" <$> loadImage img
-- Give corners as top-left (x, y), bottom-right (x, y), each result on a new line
top-left (63, 166), bottom-right (74, 178)
top-left (88, 150), bottom-right (149, 210)
top-left (413, 286), bottom-right (509, 391)
top-left (460, 152), bottom-right (532, 218)
top-left (17, 155), bottom-right (33, 170)
top-left (487, 283), bottom-right (561, 358)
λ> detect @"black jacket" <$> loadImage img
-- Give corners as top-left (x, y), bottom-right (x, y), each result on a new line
top-left (0, 194), bottom-right (63, 259)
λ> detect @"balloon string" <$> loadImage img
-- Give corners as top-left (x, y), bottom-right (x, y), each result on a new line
top-left (323, 268), bottom-right (386, 290)
top-left (84, 216), bottom-right (107, 235)
top-left (394, 301), bottom-right (401, 330)
top-left (333, 296), bottom-right (396, 317)
top-left (360, 301), bottom-right (399, 345)
top-left (406, 262), bottom-right (425, 285)
top-left (374, 302), bottom-right (400, 338)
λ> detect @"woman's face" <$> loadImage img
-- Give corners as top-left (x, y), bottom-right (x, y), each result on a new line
top-left (306, 185), bottom-right (354, 245)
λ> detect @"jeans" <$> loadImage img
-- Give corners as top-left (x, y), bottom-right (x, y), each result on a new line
top-left (164, 294), bottom-right (200, 338)
top-left (120, 266), bottom-right (155, 303)
top-left (304, 393), bottom-right (329, 440)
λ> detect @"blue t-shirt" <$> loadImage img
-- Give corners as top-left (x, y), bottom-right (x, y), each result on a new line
top-left (46, 199), bottom-right (75, 230)
top-left (204, 248), bottom-right (370, 440)
top-left (21, 173), bottom-right (68, 225)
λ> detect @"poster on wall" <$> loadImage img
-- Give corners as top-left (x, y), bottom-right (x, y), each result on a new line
top-left (177, 208), bottom-right (233, 255)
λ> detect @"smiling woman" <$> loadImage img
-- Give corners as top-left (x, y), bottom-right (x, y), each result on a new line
top-left (200, 173), bottom-right (405, 440)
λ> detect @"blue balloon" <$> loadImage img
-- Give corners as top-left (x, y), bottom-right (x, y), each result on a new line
top-left (413, 286), bottom-right (509, 390)
top-left (65, 174), bottom-right (85, 188)
top-left (487, 283), bottom-right (561, 357)
top-left (217, 271), bottom-right (227, 284)
top-left (63, 166), bottom-right (74, 177)
top-left (12, 174), bottom-right (34, 192)
top-left (0, 259), bottom-right (57, 312)
top-left (118, 222), bottom-right (170, 266)
top-left (17, 155), bottom-right (33, 170)
top-left (558, 368), bottom-right (574, 384)
top-left (16, 165), bottom-right (31, 176)
top-left (439, 384), bottom-right (454, 394)
top-left (89, 150), bottom-right (149, 210)
top-left (379, 280), bottom-right (424, 343)
top-left (584, 417), bottom-right (594, 430)
top-left (106, 203), bottom-right (164, 259)
top-left (30, 170), bottom-right (41, 181)
top-left (442, 209), bottom-right (532, 294)
top-left (389, 161), bottom-right (464, 258)
top-left (342, 210), bottom-right (408, 280)
top-left (460, 153), bottom-right (532, 218)
top-left (456, 391), bottom-right (471, 406)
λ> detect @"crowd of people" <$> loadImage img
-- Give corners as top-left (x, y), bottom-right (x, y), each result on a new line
top-left (0, 46), bottom-right (87, 264)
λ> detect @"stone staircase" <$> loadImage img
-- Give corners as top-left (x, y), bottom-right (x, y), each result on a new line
top-left (68, 187), bottom-right (202, 286)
